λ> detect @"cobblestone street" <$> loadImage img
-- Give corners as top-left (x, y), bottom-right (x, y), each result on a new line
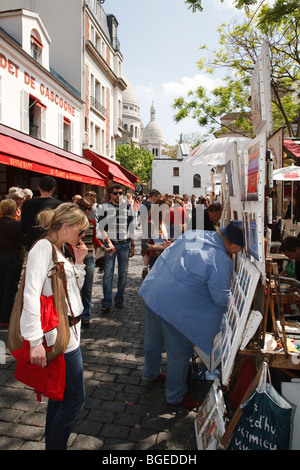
top-left (0, 242), bottom-right (208, 451)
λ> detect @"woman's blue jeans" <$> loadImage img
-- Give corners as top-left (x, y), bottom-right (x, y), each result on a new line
top-left (142, 305), bottom-right (194, 404)
top-left (102, 241), bottom-right (130, 308)
top-left (81, 255), bottom-right (95, 320)
top-left (45, 347), bottom-right (85, 450)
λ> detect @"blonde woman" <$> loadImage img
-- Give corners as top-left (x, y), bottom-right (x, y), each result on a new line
top-left (20, 202), bottom-right (88, 450)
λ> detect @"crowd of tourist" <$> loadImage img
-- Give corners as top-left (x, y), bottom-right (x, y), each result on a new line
top-left (1, 176), bottom-right (299, 449)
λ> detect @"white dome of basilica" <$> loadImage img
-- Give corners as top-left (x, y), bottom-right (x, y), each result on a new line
top-left (122, 76), bottom-right (139, 109)
top-left (118, 80), bottom-right (165, 157)
top-left (142, 102), bottom-right (165, 145)
top-left (122, 76), bottom-right (142, 144)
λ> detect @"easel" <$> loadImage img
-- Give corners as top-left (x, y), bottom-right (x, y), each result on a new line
top-left (217, 260), bottom-right (300, 450)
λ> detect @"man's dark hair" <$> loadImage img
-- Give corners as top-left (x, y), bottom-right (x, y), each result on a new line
top-left (109, 183), bottom-right (123, 193)
top-left (38, 175), bottom-right (56, 192)
top-left (280, 236), bottom-right (300, 253)
top-left (148, 189), bottom-right (160, 198)
top-left (207, 202), bottom-right (223, 213)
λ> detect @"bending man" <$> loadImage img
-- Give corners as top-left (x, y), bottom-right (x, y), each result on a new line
top-left (138, 220), bottom-right (244, 408)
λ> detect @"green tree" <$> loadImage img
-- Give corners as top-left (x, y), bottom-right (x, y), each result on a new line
top-left (185, 0), bottom-right (299, 24)
top-left (174, 7), bottom-right (300, 137)
top-left (116, 143), bottom-right (154, 185)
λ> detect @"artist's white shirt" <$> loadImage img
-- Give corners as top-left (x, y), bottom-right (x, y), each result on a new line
top-left (20, 239), bottom-right (85, 354)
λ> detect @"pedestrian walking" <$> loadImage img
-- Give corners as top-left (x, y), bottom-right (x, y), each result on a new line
top-left (0, 199), bottom-right (23, 327)
top-left (7, 189), bottom-right (25, 220)
top-left (85, 190), bottom-right (101, 223)
top-left (19, 202), bottom-right (89, 450)
top-left (98, 184), bottom-right (135, 314)
top-left (139, 189), bottom-right (160, 280)
top-left (146, 197), bottom-right (172, 269)
top-left (20, 175), bottom-right (62, 251)
top-left (204, 202), bottom-right (223, 231)
top-left (76, 197), bottom-right (105, 327)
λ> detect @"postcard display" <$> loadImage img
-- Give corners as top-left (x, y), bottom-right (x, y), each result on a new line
top-left (194, 41), bottom-right (273, 450)
top-left (194, 379), bottom-right (226, 450)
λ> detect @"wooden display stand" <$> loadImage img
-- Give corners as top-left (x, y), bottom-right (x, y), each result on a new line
top-left (218, 260), bottom-right (300, 450)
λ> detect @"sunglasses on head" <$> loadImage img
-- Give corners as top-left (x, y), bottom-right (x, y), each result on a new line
top-left (112, 191), bottom-right (123, 195)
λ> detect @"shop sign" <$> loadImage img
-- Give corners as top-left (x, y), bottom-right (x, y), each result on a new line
top-left (0, 50), bottom-right (76, 117)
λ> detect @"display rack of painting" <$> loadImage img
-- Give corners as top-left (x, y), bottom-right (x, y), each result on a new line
top-left (194, 379), bottom-right (227, 450)
top-left (243, 211), bottom-right (264, 262)
top-left (221, 257), bottom-right (261, 386)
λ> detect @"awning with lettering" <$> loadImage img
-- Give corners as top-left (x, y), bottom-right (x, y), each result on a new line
top-left (84, 149), bottom-right (138, 189)
top-left (284, 140), bottom-right (300, 159)
top-left (0, 133), bottom-right (105, 186)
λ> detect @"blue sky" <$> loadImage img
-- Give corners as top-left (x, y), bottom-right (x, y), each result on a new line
top-left (105, 0), bottom-right (245, 145)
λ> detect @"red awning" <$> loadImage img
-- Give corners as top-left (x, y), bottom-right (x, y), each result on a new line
top-left (0, 133), bottom-right (105, 186)
top-left (118, 165), bottom-right (139, 186)
top-left (84, 149), bottom-right (138, 189)
top-left (284, 140), bottom-right (300, 159)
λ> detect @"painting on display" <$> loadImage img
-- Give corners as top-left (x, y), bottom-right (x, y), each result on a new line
top-left (244, 133), bottom-right (265, 204)
top-left (194, 379), bottom-right (226, 450)
top-left (194, 332), bottom-right (222, 374)
top-left (243, 211), bottom-right (264, 262)
top-left (221, 257), bottom-right (260, 386)
top-left (240, 151), bottom-right (247, 202)
top-left (247, 141), bottom-right (261, 201)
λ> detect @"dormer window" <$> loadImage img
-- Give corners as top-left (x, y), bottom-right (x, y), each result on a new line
top-left (30, 30), bottom-right (43, 62)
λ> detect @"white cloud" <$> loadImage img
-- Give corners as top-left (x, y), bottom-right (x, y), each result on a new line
top-left (135, 83), bottom-right (156, 99)
top-left (212, 0), bottom-right (236, 10)
top-left (163, 74), bottom-right (222, 97)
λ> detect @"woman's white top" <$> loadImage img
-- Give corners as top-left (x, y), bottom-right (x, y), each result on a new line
top-left (20, 239), bottom-right (85, 354)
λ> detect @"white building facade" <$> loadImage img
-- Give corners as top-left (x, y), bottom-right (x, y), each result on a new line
top-left (0, 0), bottom-right (126, 160)
top-left (0, 9), bottom-right (82, 153)
top-left (151, 139), bottom-right (212, 197)
top-left (0, 0), bottom-right (138, 196)
top-left (0, 8), bottom-right (107, 198)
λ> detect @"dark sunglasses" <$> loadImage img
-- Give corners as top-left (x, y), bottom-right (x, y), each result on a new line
top-left (112, 191), bottom-right (123, 195)
top-left (69, 225), bottom-right (85, 237)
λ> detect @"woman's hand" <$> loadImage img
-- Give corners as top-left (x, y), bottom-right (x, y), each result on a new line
top-left (30, 344), bottom-right (47, 368)
top-left (73, 240), bottom-right (88, 264)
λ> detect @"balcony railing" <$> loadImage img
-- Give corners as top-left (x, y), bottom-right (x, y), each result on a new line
top-left (90, 96), bottom-right (106, 117)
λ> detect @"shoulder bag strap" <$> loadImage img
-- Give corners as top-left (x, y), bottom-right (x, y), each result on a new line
top-left (48, 243), bottom-right (78, 336)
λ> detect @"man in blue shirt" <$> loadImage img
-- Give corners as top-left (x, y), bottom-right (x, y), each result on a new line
top-left (98, 184), bottom-right (135, 313)
top-left (139, 220), bottom-right (244, 408)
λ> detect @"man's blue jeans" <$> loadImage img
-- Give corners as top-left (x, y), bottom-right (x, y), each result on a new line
top-left (142, 305), bottom-right (194, 404)
top-left (81, 255), bottom-right (95, 320)
top-left (102, 241), bottom-right (130, 308)
top-left (45, 347), bottom-right (85, 450)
